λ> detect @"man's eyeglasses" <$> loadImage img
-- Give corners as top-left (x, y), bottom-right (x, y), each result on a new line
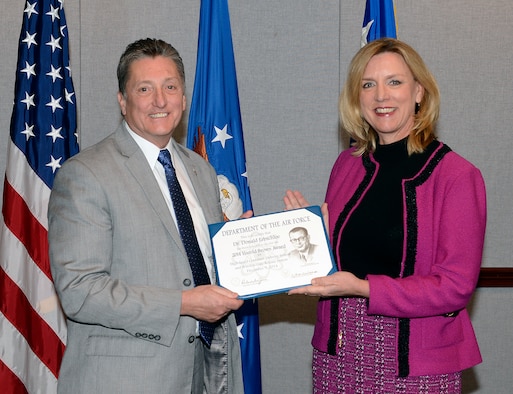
top-left (290, 236), bottom-right (306, 243)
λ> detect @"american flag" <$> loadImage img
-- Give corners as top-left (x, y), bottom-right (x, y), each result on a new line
top-left (0, 1), bottom-right (78, 392)
top-left (187, 0), bottom-right (262, 392)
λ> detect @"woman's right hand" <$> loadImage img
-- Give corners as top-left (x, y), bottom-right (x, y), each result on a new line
top-left (283, 190), bottom-right (329, 231)
top-left (283, 190), bottom-right (310, 210)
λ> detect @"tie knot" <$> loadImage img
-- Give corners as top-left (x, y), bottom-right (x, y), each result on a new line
top-left (158, 149), bottom-right (173, 169)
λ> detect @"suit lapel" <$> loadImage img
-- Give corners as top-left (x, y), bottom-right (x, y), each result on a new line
top-left (172, 139), bottom-right (219, 225)
top-left (114, 125), bottom-right (187, 257)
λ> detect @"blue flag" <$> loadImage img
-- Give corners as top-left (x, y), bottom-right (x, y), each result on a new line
top-left (361, 0), bottom-right (397, 46)
top-left (187, 0), bottom-right (262, 392)
top-left (0, 0), bottom-right (78, 392)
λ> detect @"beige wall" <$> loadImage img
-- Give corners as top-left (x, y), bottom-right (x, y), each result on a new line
top-left (1, 1), bottom-right (512, 392)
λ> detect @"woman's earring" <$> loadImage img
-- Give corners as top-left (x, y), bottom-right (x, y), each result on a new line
top-left (415, 102), bottom-right (420, 114)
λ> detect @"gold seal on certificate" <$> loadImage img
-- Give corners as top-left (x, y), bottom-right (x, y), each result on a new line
top-left (209, 206), bottom-right (336, 299)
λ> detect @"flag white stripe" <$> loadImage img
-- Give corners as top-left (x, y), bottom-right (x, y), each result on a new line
top-left (0, 312), bottom-right (59, 393)
top-left (0, 221), bottom-right (67, 343)
top-left (5, 140), bottom-right (51, 229)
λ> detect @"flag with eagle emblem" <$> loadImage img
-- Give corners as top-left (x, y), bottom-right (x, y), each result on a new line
top-left (361, 0), bottom-right (397, 46)
top-left (187, 0), bottom-right (262, 393)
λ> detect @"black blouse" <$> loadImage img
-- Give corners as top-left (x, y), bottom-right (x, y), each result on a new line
top-left (339, 138), bottom-right (437, 279)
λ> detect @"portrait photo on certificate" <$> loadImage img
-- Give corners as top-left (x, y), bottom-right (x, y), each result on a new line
top-left (209, 206), bottom-right (336, 299)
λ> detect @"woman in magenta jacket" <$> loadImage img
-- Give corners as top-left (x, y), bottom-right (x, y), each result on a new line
top-left (286, 38), bottom-right (486, 393)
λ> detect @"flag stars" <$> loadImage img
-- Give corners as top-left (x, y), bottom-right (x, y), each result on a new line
top-left (46, 95), bottom-right (63, 112)
top-left (46, 125), bottom-right (63, 142)
top-left (46, 155), bottom-right (62, 173)
top-left (21, 123), bottom-right (35, 141)
top-left (212, 124), bottom-right (233, 148)
top-left (21, 61), bottom-right (36, 79)
top-left (12, 0), bottom-right (79, 192)
top-left (46, 65), bottom-right (62, 82)
top-left (21, 92), bottom-right (35, 110)
top-left (46, 5), bottom-right (60, 22)
top-left (22, 31), bottom-right (37, 49)
top-left (46, 35), bottom-right (62, 52)
top-left (237, 322), bottom-right (244, 339)
top-left (24, 2), bottom-right (38, 18)
top-left (361, 20), bottom-right (374, 47)
top-left (65, 89), bottom-right (75, 104)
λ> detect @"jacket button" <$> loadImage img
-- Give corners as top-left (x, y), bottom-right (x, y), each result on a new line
top-left (183, 278), bottom-right (192, 286)
top-left (188, 336), bottom-right (195, 343)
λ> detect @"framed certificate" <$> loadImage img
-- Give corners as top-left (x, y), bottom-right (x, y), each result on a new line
top-left (209, 206), bottom-right (336, 299)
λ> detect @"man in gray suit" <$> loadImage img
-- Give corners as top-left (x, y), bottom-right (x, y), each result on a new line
top-left (48, 38), bottom-right (246, 393)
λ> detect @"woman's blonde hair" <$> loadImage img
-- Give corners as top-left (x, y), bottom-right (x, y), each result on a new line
top-left (339, 38), bottom-right (440, 156)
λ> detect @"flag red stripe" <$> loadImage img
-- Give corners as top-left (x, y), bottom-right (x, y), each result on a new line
top-left (2, 178), bottom-right (52, 280)
top-left (0, 266), bottom-right (64, 378)
top-left (0, 359), bottom-right (29, 394)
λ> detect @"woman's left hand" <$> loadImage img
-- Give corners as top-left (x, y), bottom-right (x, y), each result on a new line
top-left (288, 271), bottom-right (370, 298)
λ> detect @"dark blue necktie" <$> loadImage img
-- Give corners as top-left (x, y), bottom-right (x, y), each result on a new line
top-left (158, 149), bottom-right (215, 346)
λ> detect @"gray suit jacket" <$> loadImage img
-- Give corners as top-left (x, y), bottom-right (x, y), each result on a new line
top-left (48, 124), bottom-right (243, 393)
